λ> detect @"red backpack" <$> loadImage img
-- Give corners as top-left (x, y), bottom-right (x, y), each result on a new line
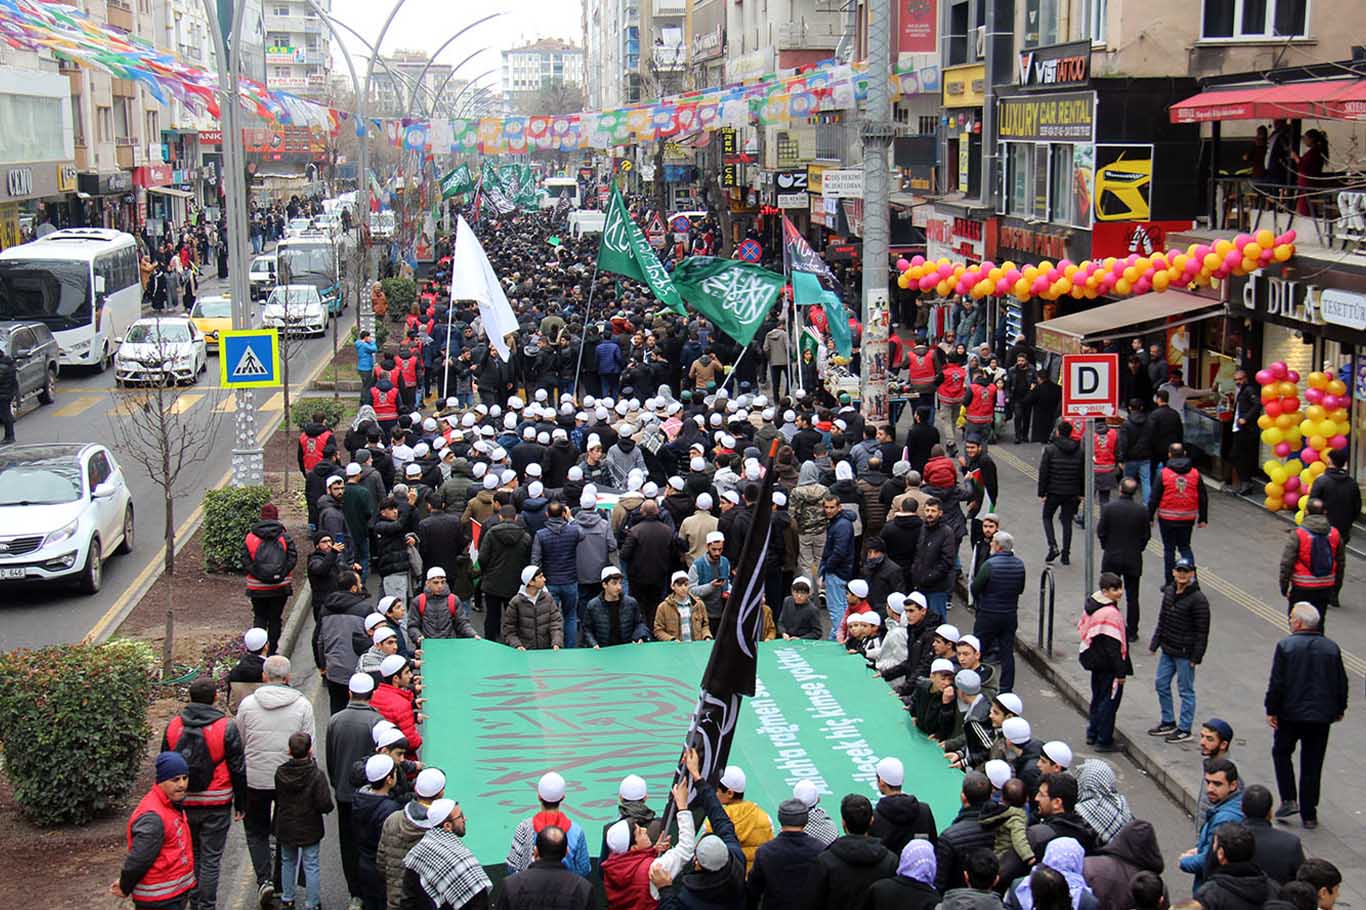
top-left (416, 593), bottom-right (458, 619)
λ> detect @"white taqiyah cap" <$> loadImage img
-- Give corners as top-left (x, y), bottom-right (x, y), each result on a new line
top-left (985, 759), bottom-right (1013, 790)
top-left (521, 565), bottom-right (541, 585)
top-left (850, 611), bottom-right (881, 627)
top-left (360, 612), bottom-right (384, 631)
top-left (427, 566), bottom-right (446, 580)
top-left (372, 626), bottom-right (397, 646)
top-left (371, 720), bottom-right (397, 745)
top-left (618, 774), bottom-right (648, 801)
top-left (1043, 740), bottom-right (1073, 769)
top-left (405, 463), bottom-right (423, 477)
top-left (994, 692), bottom-right (1023, 716)
top-left (526, 462), bottom-right (542, 477)
top-left (848, 579), bottom-right (869, 598)
top-left (580, 491), bottom-right (597, 509)
top-left (706, 530), bottom-right (725, 545)
top-left (537, 771), bottom-right (566, 802)
top-left (696, 834), bottom-right (730, 871)
top-left (887, 593), bottom-right (906, 614)
top-left (606, 819), bottom-right (631, 855)
top-left (529, 481), bottom-right (544, 498)
top-left (421, 798), bottom-right (457, 829)
top-left (415, 768), bottom-right (447, 798)
top-left (366, 754), bottom-right (396, 783)
top-left (959, 634), bottom-right (981, 653)
top-left (243, 627), bottom-right (268, 652)
top-left (722, 489), bottom-right (740, 504)
top-left (671, 570), bottom-right (690, 585)
top-left (773, 491), bottom-right (787, 507)
top-left (935, 624), bottom-right (961, 643)
top-left (346, 462), bottom-right (362, 476)
top-left (376, 725), bottom-right (406, 749)
top-left (326, 474), bottom-right (344, 487)
top-left (792, 576), bottom-right (812, 590)
top-left (907, 592), bottom-right (928, 609)
top-left (472, 461), bottom-right (487, 478)
top-left (930, 658), bottom-right (955, 675)
top-left (696, 493), bottom-right (713, 510)
top-left (719, 765), bottom-right (747, 792)
top-left (379, 654), bottom-right (407, 677)
top-left (348, 672), bottom-right (375, 695)
top-left (481, 475), bottom-right (498, 490)
top-left (601, 565), bottom-right (623, 582)
top-left (793, 779), bottom-right (821, 807)
top-left (568, 465), bottom-right (583, 481)
top-left (1002, 717), bottom-right (1033, 745)
top-left (668, 475), bottom-right (685, 491)
top-left (876, 756), bottom-right (904, 787)
top-left (690, 456), bottom-right (706, 472)
top-left (377, 595), bottom-right (400, 614)
top-left (955, 669), bottom-right (982, 695)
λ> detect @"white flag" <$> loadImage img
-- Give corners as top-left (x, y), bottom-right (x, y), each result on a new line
top-left (452, 216), bottom-right (518, 362)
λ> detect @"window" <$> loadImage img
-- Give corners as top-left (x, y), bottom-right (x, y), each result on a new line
top-left (144, 111), bottom-right (158, 148)
top-left (112, 97), bottom-right (132, 143)
top-left (71, 93), bottom-right (84, 145)
top-left (1090, 0), bottom-right (1107, 42)
top-left (97, 106), bottom-right (112, 143)
top-left (0, 93), bottom-right (67, 162)
top-left (87, 452), bottom-right (111, 491)
top-left (1032, 144), bottom-right (1049, 218)
top-left (1201, 0), bottom-right (1306, 37)
top-left (1006, 143), bottom-right (1033, 215)
top-left (272, 5), bottom-right (290, 16)
top-left (1024, 0), bottom-right (1059, 46)
top-left (919, 115), bottom-right (939, 135)
top-left (1050, 144), bottom-right (1077, 225)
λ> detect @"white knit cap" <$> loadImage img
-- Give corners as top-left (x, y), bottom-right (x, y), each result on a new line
top-left (719, 765), bottom-right (747, 792)
top-left (1043, 740), bottom-right (1073, 769)
top-left (372, 626), bottom-right (397, 646)
top-left (793, 779), bottom-right (821, 807)
top-left (606, 819), bottom-right (631, 855)
top-left (379, 654), bottom-right (406, 677)
top-left (415, 768), bottom-right (447, 798)
top-left (243, 627), bottom-right (268, 652)
top-left (706, 530), bottom-right (725, 544)
top-left (985, 759), bottom-right (1013, 790)
top-left (848, 579), bottom-right (869, 598)
top-left (365, 754), bottom-right (395, 782)
top-left (618, 774), bottom-right (648, 801)
top-left (1002, 717), bottom-right (1032, 745)
top-left (348, 672), bottom-right (374, 695)
top-left (875, 757), bottom-right (904, 787)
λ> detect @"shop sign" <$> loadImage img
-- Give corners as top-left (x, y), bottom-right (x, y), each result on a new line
top-left (995, 218), bottom-right (1084, 262)
top-left (810, 195), bottom-right (825, 227)
top-left (691, 24), bottom-right (724, 62)
top-left (1017, 40), bottom-right (1090, 88)
top-left (897, 0), bottom-right (937, 53)
top-left (925, 210), bottom-right (987, 261)
top-left (776, 170), bottom-right (808, 208)
top-left (1089, 221), bottom-right (1193, 258)
top-left (78, 171), bottom-right (133, 195)
top-left (1321, 289), bottom-right (1366, 331)
top-left (57, 164), bottom-right (78, 193)
top-left (822, 169), bottom-right (863, 199)
top-left (133, 164), bottom-right (173, 188)
top-left (1239, 272), bottom-right (1321, 325)
top-left (942, 64), bottom-right (986, 108)
top-left (997, 91), bottom-right (1095, 143)
top-left (5, 168), bottom-right (32, 198)
top-left (199, 130), bottom-right (222, 145)
top-left (842, 198), bottom-right (864, 237)
top-left (719, 128), bottom-right (738, 156)
top-left (906, 166), bottom-right (934, 192)
top-left (721, 162), bottom-right (739, 188)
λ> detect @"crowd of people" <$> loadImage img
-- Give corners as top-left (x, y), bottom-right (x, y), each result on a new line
top-left (113, 203), bottom-right (1351, 910)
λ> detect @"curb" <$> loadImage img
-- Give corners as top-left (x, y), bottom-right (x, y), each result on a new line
top-left (278, 578), bottom-right (314, 664)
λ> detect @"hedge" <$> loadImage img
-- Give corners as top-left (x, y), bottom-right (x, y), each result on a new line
top-left (202, 484), bottom-right (273, 572)
top-left (0, 640), bottom-right (154, 825)
top-left (379, 277), bottom-right (417, 316)
top-left (293, 397), bottom-right (350, 432)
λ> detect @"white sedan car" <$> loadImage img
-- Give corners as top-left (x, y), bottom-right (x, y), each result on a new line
top-left (114, 316), bottom-right (208, 386)
top-left (262, 284), bottom-right (328, 336)
top-left (0, 443), bottom-right (134, 594)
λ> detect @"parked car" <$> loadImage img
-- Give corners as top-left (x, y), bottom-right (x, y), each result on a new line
top-left (113, 316), bottom-right (208, 386)
top-left (0, 322), bottom-right (59, 410)
top-left (0, 443), bottom-right (134, 594)
top-left (248, 255), bottom-right (277, 301)
top-left (262, 284), bottom-right (328, 336)
top-left (189, 295), bottom-right (233, 353)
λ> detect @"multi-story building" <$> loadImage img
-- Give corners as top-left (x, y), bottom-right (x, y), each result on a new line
top-left (0, 43), bottom-right (77, 247)
top-left (501, 38), bottom-right (584, 107)
top-left (369, 50), bottom-right (456, 119)
top-left (583, 0), bottom-right (634, 108)
top-left (262, 0), bottom-right (333, 100)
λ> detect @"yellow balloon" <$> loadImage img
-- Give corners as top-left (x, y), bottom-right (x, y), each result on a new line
top-left (1300, 419), bottom-right (1316, 437)
top-left (1257, 414), bottom-right (1274, 430)
top-left (1274, 414), bottom-right (1295, 429)
top-left (1301, 469), bottom-right (1316, 485)
top-left (1274, 244), bottom-right (1292, 261)
top-left (1203, 253), bottom-right (1222, 270)
top-left (1307, 371), bottom-right (1328, 389)
top-left (1115, 278), bottom-right (1132, 295)
top-left (1284, 459), bottom-right (1303, 475)
top-left (1241, 258), bottom-right (1259, 273)
top-left (988, 268), bottom-right (1003, 281)
top-left (1330, 407), bottom-right (1349, 423)
top-left (1256, 229), bottom-right (1275, 248)
top-left (1014, 278), bottom-right (1031, 298)
top-left (1306, 405), bottom-right (1326, 422)
top-left (1262, 427), bottom-right (1283, 445)
top-left (1311, 460), bottom-right (1328, 476)
top-left (1264, 459), bottom-right (1283, 476)
top-left (1266, 482), bottom-right (1285, 498)
top-left (1338, 421), bottom-right (1352, 437)
top-left (1243, 242), bottom-right (1262, 260)
top-left (1153, 271), bottom-right (1170, 292)
top-left (1277, 381), bottom-right (1297, 398)
top-left (936, 280), bottom-right (951, 296)
top-left (1317, 420), bottom-right (1338, 438)
top-left (1309, 435), bottom-right (1327, 451)
top-left (1214, 239), bottom-right (1234, 256)
top-left (1265, 497), bottom-right (1283, 512)
top-left (1270, 467), bottom-right (1289, 485)
top-left (1328, 379), bottom-right (1347, 397)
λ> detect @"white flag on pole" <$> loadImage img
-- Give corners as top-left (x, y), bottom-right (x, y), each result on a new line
top-left (452, 216), bottom-right (518, 363)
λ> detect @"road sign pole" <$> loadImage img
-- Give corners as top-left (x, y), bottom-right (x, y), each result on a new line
top-left (1084, 417), bottom-right (1095, 586)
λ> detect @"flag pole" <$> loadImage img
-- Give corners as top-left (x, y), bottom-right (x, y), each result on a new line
top-left (441, 292), bottom-right (456, 401)
top-left (571, 260), bottom-right (603, 396)
top-left (718, 345), bottom-right (749, 396)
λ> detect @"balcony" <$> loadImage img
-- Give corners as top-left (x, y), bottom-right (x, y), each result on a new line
top-left (105, 1), bottom-right (134, 31)
top-left (776, 20), bottom-right (843, 51)
top-left (74, 145), bottom-right (90, 171)
top-left (652, 0), bottom-right (686, 14)
top-left (264, 14), bottom-right (310, 32)
top-left (652, 44), bottom-right (687, 71)
top-left (115, 142), bottom-right (137, 169)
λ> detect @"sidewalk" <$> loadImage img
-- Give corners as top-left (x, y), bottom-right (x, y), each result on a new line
top-left (977, 438), bottom-right (1365, 901)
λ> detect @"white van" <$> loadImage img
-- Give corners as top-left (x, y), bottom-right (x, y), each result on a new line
top-left (0, 228), bottom-right (142, 370)
top-left (568, 210), bottom-right (606, 239)
top-left (542, 177), bottom-right (581, 211)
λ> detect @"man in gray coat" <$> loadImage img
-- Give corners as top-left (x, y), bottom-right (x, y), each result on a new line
top-left (326, 672), bottom-right (384, 907)
top-left (573, 489), bottom-right (618, 606)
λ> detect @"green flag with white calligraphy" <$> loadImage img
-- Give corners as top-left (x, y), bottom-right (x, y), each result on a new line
top-left (596, 185), bottom-right (686, 315)
top-left (440, 163), bottom-right (473, 199)
top-left (670, 257), bottom-right (786, 347)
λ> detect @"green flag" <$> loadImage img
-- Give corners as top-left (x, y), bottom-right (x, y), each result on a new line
top-left (670, 257), bottom-right (786, 347)
top-left (440, 164), bottom-right (472, 199)
top-left (597, 185), bottom-right (687, 315)
top-left (792, 270), bottom-right (851, 358)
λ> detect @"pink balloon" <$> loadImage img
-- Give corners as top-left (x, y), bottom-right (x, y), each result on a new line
top-left (1270, 361), bottom-right (1288, 379)
top-left (1286, 370), bottom-right (1300, 383)
top-left (1134, 277), bottom-right (1152, 294)
top-left (1284, 476), bottom-right (1301, 492)
top-left (911, 255), bottom-right (925, 267)
top-left (1274, 442), bottom-right (1293, 457)
top-left (1235, 233), bottom-right (1252, 246)
top-left (896, 258), bottom-right (910, 271)
top-left (1322, 394), bottom-right (1340, 411)
top-left (1256, 369), bottom-right (1275, 385)
top-left (1302, 447), bottom-right (1320, 463)
top-left (1305, 388), bottom-right (1324, 404)
top-left (995, 278), bottom-right (1011, 295)
top-left (1330, 435), bottom-right (1349, 450)
top-left (1284, 491), bottom-right (1301, 509)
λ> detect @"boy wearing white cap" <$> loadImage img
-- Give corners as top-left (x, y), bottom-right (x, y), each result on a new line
top-left (648, 748), bottom-right (746, 901)
top-left (1001, 717), bottom-right (1046, 796)
top-left (705, 764), bottom-right (773, 872)
top-left (352, 754), bottom-right (401, 910)
top-left (909, 658), bottom-right (960, 742)
top-left (505, 771), bottom-right (591, 878)
top-left (869, 756), bottom-right (939, 852)
top-left (597, 774), bottom-right (658, 863)
top-left (502, 565), bottom-right (563, 650)
top-left (678, 495), bottom-right (719, 563)
top-left (778, 577), bottom-right (824, 641)
top-left (356, 620), bottom-right (399, 675)
top-left (654, 570), bottom-right (713, 642)
top-left (228, 626), bottom-right (270, 690)
top-left (792, 780), bottom-right (840, 846)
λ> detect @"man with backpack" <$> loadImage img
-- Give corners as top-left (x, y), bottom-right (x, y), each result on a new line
top-left (161, 677), bottom-right (247, 910)
top-left (1278, 498), bottom-right (1343, 624)
top-left (297, 412), bottom-right (334, 487)
top-left (407, 566), bottom-right (479, 644)
top-left (242, 503), bottom-right (298, 655)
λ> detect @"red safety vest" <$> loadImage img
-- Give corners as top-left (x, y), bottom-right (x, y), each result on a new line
top-left (125, 786), bottom-right (196, 904)
top-left (1093, 428), bottom-right (1118, 472)
top-left (298, 428), bottom-right (333, 472)
top-left (1156, 466), bottom-right (1201, 522)
top-left (938, 364), bottom-right (967, 405)
top-left (373, 364), bottom-right (401, 387)
top-left (906, 349), bottom-right (937, 388)
top-left (370, 385), bottom-right (400, 420)
top-left (1291, 526), bottom-right (1340, 588)
top-left (965, 384), bottom-right (996, 424)
top-left (165, 716), bottom-right (232, 807)
top-left (397, 353), bottom-right (420, 387)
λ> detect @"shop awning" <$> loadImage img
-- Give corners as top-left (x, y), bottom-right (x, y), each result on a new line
top-left (146, 186), bottom-right (195, 199)
top-left (1169, 78), bottom-right (1366, 123)
top-left (1034, 290), bottom-right (1225, 355)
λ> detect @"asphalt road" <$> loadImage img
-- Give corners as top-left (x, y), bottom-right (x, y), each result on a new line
top-left (0, 262), bottom-right (352, 651)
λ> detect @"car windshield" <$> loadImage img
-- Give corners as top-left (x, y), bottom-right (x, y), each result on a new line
top-left (0, 260), bottom-right (92, 332)
top-left (0, 457), bottom-right (82, 505)
top-left (251, 257), bottom-right (274, 274)
top-left (194, 298), bottom-right (232, 318)
top-left (126, 322), bottom-right (191, 343)
top-left (268, 288), bottom-right (318, 307)
top-left (278, 246), bottom-right (334, 285)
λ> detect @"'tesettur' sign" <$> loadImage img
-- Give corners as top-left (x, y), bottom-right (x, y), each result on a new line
top-left (1242, 271), bottom-right (1366, 331)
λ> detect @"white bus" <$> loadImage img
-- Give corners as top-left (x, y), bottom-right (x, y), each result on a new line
top-left (541, 177), bottom-right (580, 210)
top-left (276, 231), bottom-right (345, 316)
top-left (0, 228), bottom-right (142, 371)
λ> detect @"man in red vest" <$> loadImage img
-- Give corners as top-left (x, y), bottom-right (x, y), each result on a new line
top-left (1148, 442), bottom-right (1208, 586)
top-left (111, 752), bottom-right (197, 909)
top-left (161, 677), bottom-right (246, 910)
top-left (904, 336), bottom-right (943, 414)
top-left (936, 358), bottom-right (967, 455)
top-left (962, 371), bottom-right (997, 443)
top-left (1278, 497), bottom-right (1343, 623)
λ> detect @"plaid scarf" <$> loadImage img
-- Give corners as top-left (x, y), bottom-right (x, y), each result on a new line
top-left (403, 828), bottom-right (491, 909)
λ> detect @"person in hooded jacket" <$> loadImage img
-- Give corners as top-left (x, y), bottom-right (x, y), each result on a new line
top-left (801, 794), bottom-right (897, 909)
top-left (911, 499), bottom-right (957, 621)
top-left (1193, 823), bottom-right (1274, 910)
top-left (479, 506), bottom-right (533, 641)
top-left (868, 757), bottom-right (938, 854)
top-left (242, 503), bottom-right (297, 655)
top-left (353, 754), bottom-right (403, 910)
top-left (1308, 447), bottom-right (1360, 607)
top-left (316, 570), bottom-right (372, 713)
top-left (863, 839), bottom-right (941, 910)
top-left (544, 431), bottom-right (579, 489)
top-left (305, 447), bottom-right (342, 530)
top-left (1118, 401), bottom-right (1156, 505)
top-left (273, 731), bottom-right (334, 910)
top-left (1037, 421), bottom-right (1084, 565)
top-left (1082, 819), bottom-right (1166, 910)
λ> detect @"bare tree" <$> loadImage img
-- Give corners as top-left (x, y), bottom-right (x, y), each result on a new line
top-left (106, 322), bottom-right (221, 578)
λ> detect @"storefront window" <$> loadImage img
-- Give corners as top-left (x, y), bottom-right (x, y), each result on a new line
top-left (1032, 145), bottom-right (1049, 219)
top-left (0, 93), bottom-right (67, 163)
top-left (1050, 144), bottom-right (1076, 226)
top-left (1006, 144), bottom-right (1032, 216)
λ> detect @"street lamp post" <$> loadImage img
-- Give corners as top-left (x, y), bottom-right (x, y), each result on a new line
top-left (404, 13), bottom-right (504, 117)
top-left (859, 0), bottom-right (893, 422)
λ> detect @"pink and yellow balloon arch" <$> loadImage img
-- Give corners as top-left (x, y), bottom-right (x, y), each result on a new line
top-left (896, 229), bottom-right (1296, 302)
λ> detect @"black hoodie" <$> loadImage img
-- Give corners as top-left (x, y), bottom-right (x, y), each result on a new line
top-left (870, 792), bottom-right (939, 854)
top-left (1037, 434), bottom-right (1084, 498)
top-left (805, 834), bottom-right (898, 907)
top-left (1119, 410), bottom-right (1154, 461)
top-left (1194, 861), bottom-right (1275, 910)
top-left (1083, 819), bottom-right (1165, 910)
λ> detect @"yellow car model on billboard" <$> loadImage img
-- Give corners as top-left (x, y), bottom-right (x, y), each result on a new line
top-left (1093, 144), bottom-right (1153, 222)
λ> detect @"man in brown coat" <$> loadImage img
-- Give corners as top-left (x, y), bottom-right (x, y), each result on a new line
top-left (502, 565), bottom-right (564, 650)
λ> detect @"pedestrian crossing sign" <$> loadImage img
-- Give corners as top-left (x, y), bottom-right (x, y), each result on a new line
top-left (219, 330), bottom-right (281, 388)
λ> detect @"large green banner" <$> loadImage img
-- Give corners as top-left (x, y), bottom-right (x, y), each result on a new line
top-left (419, 639), bottom-right (964, 864)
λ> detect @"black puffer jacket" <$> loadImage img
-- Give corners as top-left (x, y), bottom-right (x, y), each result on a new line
top-left (371, 517), bottom-right (412, 579)
top-left (1118, 411), bottom-right (1154, 461)
top-left (1149, 580), bottom-right (1211, 662)
top-left (1037, 435), bottom-right (1084, 498)
top-left (1309, 466), bottom-right (1362, 539)
top-left (1194, 862), bottom-right (1275, 910)
top-left (934, 805), bottom-right (995, 893)
top-left (870, 792), bottom-right (938, 854)
top-left (477, 518), bottom-right (532, 599)
top-left (804, 835), bottom-right (898, 909)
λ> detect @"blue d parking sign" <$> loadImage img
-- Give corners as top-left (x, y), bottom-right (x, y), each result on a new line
top-left (219, 330), bottom-right (281, 388)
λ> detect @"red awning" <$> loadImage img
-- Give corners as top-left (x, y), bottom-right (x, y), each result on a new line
top-left (1169, 78), bottom-right (1366, 123)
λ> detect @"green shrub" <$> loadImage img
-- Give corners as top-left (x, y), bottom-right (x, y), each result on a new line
top-left (0, 640), bottom-right (155, 825)
top-left (293, 397), bottom-right (350, 431)
top-left (202, 484), bottom-right (273, 572)
top-left (380, 277), bottom-right (417, 315)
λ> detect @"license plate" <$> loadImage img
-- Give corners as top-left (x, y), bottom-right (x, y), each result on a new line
top-left (0, 567), bottom-right (26, 579)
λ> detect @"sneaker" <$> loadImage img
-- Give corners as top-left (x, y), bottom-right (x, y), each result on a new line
top-left (1275, 800), bottom-right (1300, 819)
top-left (1060, 553), bottom-right (1071, 566)
top-left (1148, 722), bottom-right (1177, 736)
top-left (1045, 548), bottom-right (1059, 563)
top-left (258, 883), bottom-right (275, 909)
top-left (1165, 729), bottom-right (1193, 743)
top-left (1302, 817), bottom-right (1318, 829)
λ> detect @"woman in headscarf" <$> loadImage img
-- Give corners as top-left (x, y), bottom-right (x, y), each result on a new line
top-left (1074, 759), bottom-right (1132, 846)
top-left (345, 404), bottom-right (380, 457)
top-left (1006, 838), bottom-right (1099, 910)
top-left (865, 839), bottom-right (939, 910)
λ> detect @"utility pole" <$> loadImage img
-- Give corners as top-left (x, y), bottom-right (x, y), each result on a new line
top-left (859, 0), bottom-right (894, 422)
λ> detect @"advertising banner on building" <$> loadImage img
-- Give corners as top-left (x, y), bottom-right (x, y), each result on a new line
top-left (1092, 144), bottom-right (1153, 222)
top-left (997, 91), bottom-right (1095, 143)
top-left (897, 0), bottom-right (937, 53)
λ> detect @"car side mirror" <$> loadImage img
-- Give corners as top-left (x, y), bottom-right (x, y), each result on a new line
top-left (94, 275), bottom-right (106, 294)
top-left (92, 481), bottom-right (116, 499)
top-left (14, 347), bottom-right (31, 359)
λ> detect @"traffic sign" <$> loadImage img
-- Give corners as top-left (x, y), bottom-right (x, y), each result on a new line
top-left (670, 214), bottom-right (692, 233)
top-left (646, 213), bottom-right (667, 250)
top-left (220, 329), bottom-right (282, 388)
top-left (1061, 353), bottom-right (1119, 418)
top-left (736, 238), bottom-right (762, 263)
